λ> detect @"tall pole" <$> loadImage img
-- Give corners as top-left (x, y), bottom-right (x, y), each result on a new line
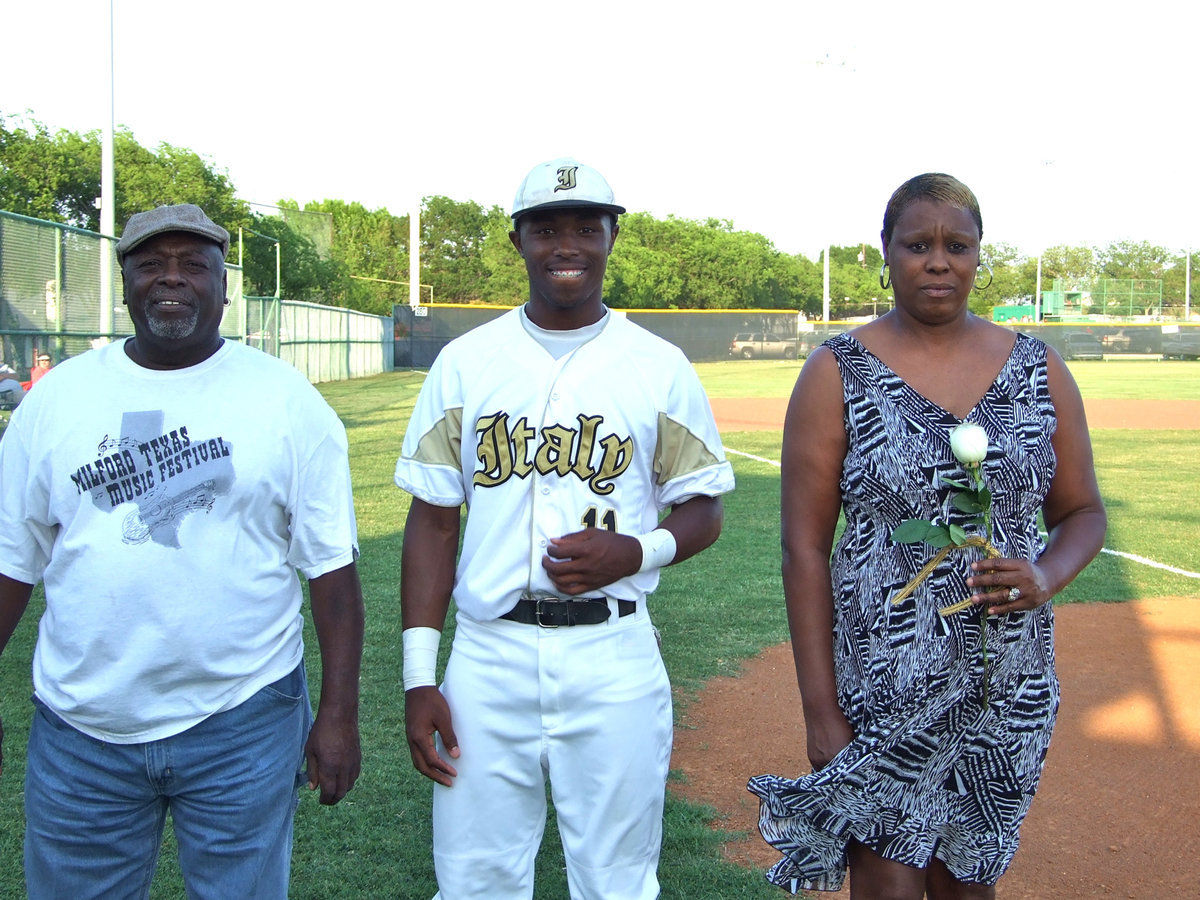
top-left (1035, 254), bottom-right (1043, 322)
top-left (409, 201), bottom-right (421, 310)
top-left (1186, 249), bottom-right (1192, 321)
top-left (99, 0), bottom-right (116, 343)
top-left (822, 246), bottom-right (830, 322)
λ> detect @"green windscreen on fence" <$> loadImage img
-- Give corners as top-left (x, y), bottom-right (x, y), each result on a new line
top-left (392, 303), bottom-right (1200, 368)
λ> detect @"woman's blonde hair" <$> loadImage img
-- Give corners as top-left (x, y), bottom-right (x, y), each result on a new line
top-left (882, 173), bottom-right (982, 246)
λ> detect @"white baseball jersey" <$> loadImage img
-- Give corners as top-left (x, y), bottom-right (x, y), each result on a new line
top-left (394, 307), bottom-right (734, 620)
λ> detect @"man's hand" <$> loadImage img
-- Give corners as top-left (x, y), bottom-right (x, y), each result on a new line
top-left (0, 574), bottom-right (36, 781)
top-left (543, 528), bottom-right (641, 596)
top-left (305, 709), bottom-right (361, 805)
top-left (305, 562), bottom-right (364, 805)
top-left (405, 686), bottom-right (460, 786)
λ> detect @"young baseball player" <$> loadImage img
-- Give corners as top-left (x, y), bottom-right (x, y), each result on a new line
top-left (395, 158), bottom-right (736, 899)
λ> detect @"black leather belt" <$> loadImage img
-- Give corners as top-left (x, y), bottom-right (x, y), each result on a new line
top-left (500, 590), bottom-right (635, 627)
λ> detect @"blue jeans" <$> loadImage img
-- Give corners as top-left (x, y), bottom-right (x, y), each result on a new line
top-left (24, 664), bottom-right (312, 900)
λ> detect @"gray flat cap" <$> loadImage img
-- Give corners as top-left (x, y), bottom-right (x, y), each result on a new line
top-left (116, 204), bottom-right (230, 264)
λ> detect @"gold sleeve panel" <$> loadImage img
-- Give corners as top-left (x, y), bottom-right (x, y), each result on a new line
top-left (410, 407), bottom-right (464, 468)
top-left (654, 411), bottom-right (721, 485)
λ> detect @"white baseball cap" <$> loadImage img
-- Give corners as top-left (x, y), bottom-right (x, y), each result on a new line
top-left (511, 157), bottom-right (625, 222)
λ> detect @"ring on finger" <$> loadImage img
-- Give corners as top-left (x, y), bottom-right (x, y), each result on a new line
top-left (1007, 586), bottom-right (1021, 603)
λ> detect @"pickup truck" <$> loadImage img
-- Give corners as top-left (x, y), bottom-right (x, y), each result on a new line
top-left (729, 332), bottom-right (798, 360)
top-left (1162, 330), bottom-right (1200, 360)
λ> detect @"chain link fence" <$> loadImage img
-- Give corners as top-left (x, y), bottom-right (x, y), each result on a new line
top-left (0, 211), bottom-right (391, 384)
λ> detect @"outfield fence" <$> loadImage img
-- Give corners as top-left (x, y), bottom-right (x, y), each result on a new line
top-left (0, 210), bottom-right (392, 384)
top-left (394, 303), bottom-right (1200, 367)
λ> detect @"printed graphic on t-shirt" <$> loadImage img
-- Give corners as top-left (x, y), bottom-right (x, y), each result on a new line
top-left (69, 410), bottom-right (234, 547)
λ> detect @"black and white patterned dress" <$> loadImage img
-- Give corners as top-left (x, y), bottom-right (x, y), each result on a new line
top-left (748, 332), bottom-right (1060, 892)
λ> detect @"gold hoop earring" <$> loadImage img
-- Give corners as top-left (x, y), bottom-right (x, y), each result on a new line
top-left (879, 263), bottom-right (891, 290)
top-left (973, 262), bottom-right (994, 291)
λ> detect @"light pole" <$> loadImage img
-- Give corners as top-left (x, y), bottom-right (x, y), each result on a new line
top-left (99, 0), bottom-right (116, 344)
top-left (243, 228), bottom-right (281, 299)
top-left (822, 246), bottom-right (830, 322)
top-left (1035, 254), bottom-right (1043, 322)
top-left (1187, 249), bottom-right (1192, 321)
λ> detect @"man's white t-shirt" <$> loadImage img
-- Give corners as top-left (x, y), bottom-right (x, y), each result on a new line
top-left (0, 340), bottom-right (358, 743)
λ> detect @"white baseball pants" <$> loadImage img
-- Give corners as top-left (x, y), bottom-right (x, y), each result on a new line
top-left (430, 603), bottom-right (671, 900)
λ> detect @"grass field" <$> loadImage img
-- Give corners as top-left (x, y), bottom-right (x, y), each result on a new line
top-left (0, 359), bottom-right (1196, 898)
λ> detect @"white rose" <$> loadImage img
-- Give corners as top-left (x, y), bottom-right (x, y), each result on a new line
top-left (949, 422), bottom-right (988, 465)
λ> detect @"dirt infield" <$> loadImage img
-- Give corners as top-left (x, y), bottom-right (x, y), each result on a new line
top-left (670, 398), bottom-right (1200, 897)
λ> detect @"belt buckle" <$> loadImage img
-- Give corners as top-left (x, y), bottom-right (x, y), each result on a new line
top-left (527, 590), bottom-right (567, 628)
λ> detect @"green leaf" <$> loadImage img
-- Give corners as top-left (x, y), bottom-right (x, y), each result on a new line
top-left (949, 523), bottom-right (969, 546)
top-left (940, 477), bottom-right (971, 490)
top-left (891, 518), bottom-right (936, 543)
top-left (951, 492), bottom-right (984, 514)
top-left (924, 526), bottom-right (956, 548)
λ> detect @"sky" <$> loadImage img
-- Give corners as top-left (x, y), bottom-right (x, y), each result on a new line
top-left (5, 1), bottom-right (1197, 260)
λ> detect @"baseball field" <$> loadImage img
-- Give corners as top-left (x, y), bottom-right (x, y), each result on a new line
top-left (0, 358), bottom-right (1195, 898)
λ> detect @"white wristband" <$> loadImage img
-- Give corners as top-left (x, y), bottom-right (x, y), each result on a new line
top-left (402, 626), bottom-right (442, 692)
top-left (635, 528), bottom-right (677, 573)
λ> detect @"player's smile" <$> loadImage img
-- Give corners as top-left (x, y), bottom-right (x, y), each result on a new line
top-left (510, 207), bottom-right (618, 330)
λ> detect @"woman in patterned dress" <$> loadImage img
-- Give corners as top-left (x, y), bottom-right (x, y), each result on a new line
top-left (748, 174), bottom-right (1106, 898)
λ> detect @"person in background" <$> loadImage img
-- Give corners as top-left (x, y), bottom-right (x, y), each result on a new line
top-left (29, 352), bottom-right (52, 386)
top-left (0, 203), bottom-right (364, 900)
top-left (750, 173), bottom-right (1106, 898)
top-left (0, 364), bottom-right (24, 406)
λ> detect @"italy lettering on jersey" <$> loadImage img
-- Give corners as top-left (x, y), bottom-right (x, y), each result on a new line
top-left (474, 412), bottom-right (632, 497)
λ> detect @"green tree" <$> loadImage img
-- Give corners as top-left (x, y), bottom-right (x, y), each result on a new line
top-left (1, 112), bottom-right (247, 235)
top-left (1096, 240), bottom-right (1170, 281)
top-left (605, 213), bottom-right (816, 311)
top-left (1, 112), bottom-right (101, 225)
top-left (241, 213), bottom-right (342, 302)
top-left (1040, 244), bottom-right (1097, 286)
top-left (114, 133), bottom-right (247, 234)
top-left (979, 242), bottom-right (1038, 314)
top-left (1162, 249), bottom-right (1197, 315)
top-left (419, 195), bottom-right (492, 303)
top-left (295, 199), bottom-right (409, 315)
top-left (479, 206), bottom-right (527, 305)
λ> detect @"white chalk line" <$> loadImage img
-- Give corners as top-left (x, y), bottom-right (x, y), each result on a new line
top-left (724, 446), bottom-right (1200, 581)
top-left (726, 447), bottom-right (781, 468)
top-left (1096, 548), bottom-right (1200, 580)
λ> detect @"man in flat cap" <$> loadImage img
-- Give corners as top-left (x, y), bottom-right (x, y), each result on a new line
top-left (0, 204), bottom-right (364, 899)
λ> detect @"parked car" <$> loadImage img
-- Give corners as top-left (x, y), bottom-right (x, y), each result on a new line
top-left (1099, 330), bottom-right (1131, 351)
top-left (1162, 330), bottom-right (1200, 360)
top-left (1061, 333), bottom-right (1105, 361)
top-left (1099, 328), bottom-right (1159, 353)
top-left (729, 332), bottom-right (797, 359)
